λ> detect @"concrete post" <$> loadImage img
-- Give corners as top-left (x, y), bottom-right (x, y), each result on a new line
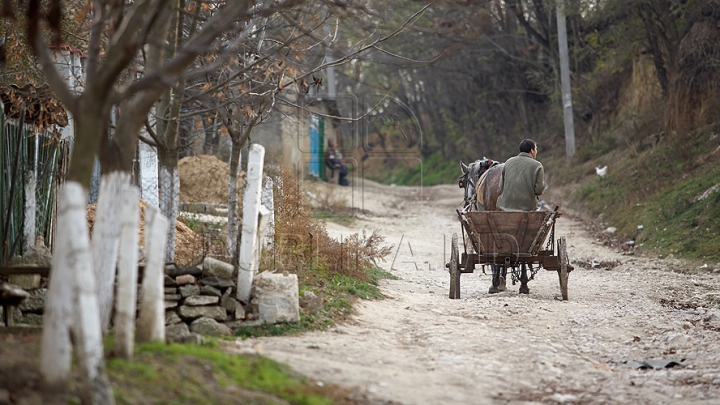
top-left (236, 144), bottom-right (265, 303)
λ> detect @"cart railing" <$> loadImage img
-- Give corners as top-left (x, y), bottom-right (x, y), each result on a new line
top-left (456, 206), bottom-right (558, 257)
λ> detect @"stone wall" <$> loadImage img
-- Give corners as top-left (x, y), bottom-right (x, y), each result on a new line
top-left (4, 274), bottom-right (45, 326)
top-left (164, 257), bottom-right (300, 342)
top-left (3, 257), bottom-right (302, 342)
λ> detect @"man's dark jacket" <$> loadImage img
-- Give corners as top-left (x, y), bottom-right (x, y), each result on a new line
top-left (497, 152), bottom-right (545, 211)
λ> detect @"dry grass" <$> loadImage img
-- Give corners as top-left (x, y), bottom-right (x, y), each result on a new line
top-left (314, 184), bottom-right (349, 213)
top-left (261, 166), bottom-right (392, 284)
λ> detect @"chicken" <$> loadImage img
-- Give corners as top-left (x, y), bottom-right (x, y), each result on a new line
top-left (596, 165), bottom-right (607, 177)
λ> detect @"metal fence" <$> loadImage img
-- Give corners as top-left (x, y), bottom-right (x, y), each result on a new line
top-left (1, 112), bottom-right (68, 265)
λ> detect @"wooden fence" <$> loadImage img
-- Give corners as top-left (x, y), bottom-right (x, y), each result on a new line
top-left (0, 112), bottom-right (69, 265)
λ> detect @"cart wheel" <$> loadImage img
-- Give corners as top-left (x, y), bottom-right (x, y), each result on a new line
top-left (557, 236), bottom-right (569, 301)
top-left (449, 233), bottom-right (461, 299)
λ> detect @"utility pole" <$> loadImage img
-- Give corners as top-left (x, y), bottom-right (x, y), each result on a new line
top-left (324, 11), bottom-right (337, 99)
top-left (556, 0), bottom-right (575, 163)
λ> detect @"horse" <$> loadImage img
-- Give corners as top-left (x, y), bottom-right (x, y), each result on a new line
top-left (458, 158), bottom-right (503, 212)
top-left (459, 158), bottom-right (524, 294)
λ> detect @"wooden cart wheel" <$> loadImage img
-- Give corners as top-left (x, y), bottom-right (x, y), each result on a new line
top-left (557, 236), bottom-right (569, 301)
top-left (449, 233), bottom-right (461, 299)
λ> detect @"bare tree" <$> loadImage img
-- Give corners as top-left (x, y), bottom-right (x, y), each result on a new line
top-left (2, 2), bottom-right (442, 400)
top-left (7, 0), bottom-right (325, 400)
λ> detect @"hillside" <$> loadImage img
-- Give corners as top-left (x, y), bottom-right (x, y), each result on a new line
top-left (345, 0), bottom-right (720, 262)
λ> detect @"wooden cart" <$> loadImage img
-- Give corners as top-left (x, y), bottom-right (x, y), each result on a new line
top-left (447, 206), bottom-right (573, 300)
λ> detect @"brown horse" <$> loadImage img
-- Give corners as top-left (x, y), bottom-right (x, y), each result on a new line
top-left (459, 158), bottom-right (514, 293)
top-left (459, 158), bottom-right (504, 212)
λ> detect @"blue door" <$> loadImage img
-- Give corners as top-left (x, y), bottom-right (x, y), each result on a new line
top-left (309, 115), bottom-right (320, 178)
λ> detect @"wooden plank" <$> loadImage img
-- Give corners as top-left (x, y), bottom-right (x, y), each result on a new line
top-left (466, 211), bottom-right (548, 254)
top-left (517, 213), bottom-right (529, 246)
top-left (0, 266), bottom-right (147, 280)
top-left (3, 305), bottom-right (13, 327)
top-left (461, 253), bottom-right (478, 272)
top-left (529, 210), bottom-right (557, 255)
top-left (464, 216), bottom-right (483, 254)
top-left (486, 215), bottom-right (503, 250)
top-left (457, 209), bottom-right (484, 254)
top-left (0, 325), bottom-right (42, 334)
top-left (0, 267), bottom-right (50, 277)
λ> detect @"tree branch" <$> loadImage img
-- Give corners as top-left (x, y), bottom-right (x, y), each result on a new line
top-left (28, 29), bottom-right (78, 116)
top-left (506, 0), bottom-right (551, 52)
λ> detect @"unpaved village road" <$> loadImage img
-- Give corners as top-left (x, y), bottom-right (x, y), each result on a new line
top-left (226, 180), bottom-right (720, 405)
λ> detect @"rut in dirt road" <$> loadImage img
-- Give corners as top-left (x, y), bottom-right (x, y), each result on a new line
top-left (225, 182), bottom-right (720, 405)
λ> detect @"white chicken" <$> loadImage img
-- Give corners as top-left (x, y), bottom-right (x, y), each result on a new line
top-left (595, 165), bottom-right (608, 177)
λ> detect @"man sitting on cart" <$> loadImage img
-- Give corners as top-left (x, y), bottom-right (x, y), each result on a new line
top-left (497, 139), bottom-right (546, 212)
top-left (490, 139), bottom-right (546, 294)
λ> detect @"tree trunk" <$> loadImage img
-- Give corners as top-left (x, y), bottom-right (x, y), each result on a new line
top-left (73, 189), bottom-right (117, 404)
top-left (155, 1), bottom-right (184, 264)
top-left (40, 182), bottom-right (115, 405)
top-left (40, 185), bottom-right (77, 389)
top-left (155, 99), bottom-right (181, 264)
top-left (93, 171), bottom-right (131, 334)
top-left (40, 96), bottom-right (115, 403)
top-left (158, 150), bottom-right (179, 263)
top-left (228, 138), bottom-right (242, 263)
top-left (203, 116), bottom-right (220, 155)
top-left (113, 185), bottom-right (140, 359)
top-left (66, 95), bottom-right (109, 188)
top-left (136, 204), bottom-right (169, 343)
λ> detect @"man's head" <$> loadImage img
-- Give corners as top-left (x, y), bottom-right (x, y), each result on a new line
top-left (519, 139), bottom-right (537, 159)
top-left (327, 138), bottom-right (335, 148)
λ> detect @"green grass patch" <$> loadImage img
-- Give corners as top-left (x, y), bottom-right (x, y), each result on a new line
top-left (367, 266), bottom-right (399, 283)
top-left (367, 149), bottom-right (458, 186)
top-left (551, 127), bottom-right (720, 261)
top-left (108, 341), bottom-right (336, 405)
top-left (312, 211), bottom-right (356, 226)
top-left (234, 266), bottom-right (397, 338)
top-left (631, 174), bottom-right (720, 260)
top-left (331, 273), bottom-right (383, 300)
top-left (234, 298), bottom-right (349, 339)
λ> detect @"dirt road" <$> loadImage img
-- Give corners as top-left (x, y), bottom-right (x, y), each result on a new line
top-left (227, 180), bottom-right (720, 405)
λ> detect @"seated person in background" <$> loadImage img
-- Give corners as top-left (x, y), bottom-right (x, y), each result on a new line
top-left (497, 139), bottom-right (545, 211)
top-left (325, 138), bottom-right (349, 186)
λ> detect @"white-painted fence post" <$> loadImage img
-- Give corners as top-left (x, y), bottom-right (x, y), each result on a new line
top-left (23, 170), bottom-right (36, 255)
top-left (93, 171), bottom-right (131, 334)
top-left (136, 204), bottom-right (168, 343)
top-left (113, 185), bottom-right (140, 359)
top-left (261, 175), bottom-right (275, 247)
top-left (237, 144), bottom-right (265, 303)
top-left (138, 141), bottom-right (160, 208)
